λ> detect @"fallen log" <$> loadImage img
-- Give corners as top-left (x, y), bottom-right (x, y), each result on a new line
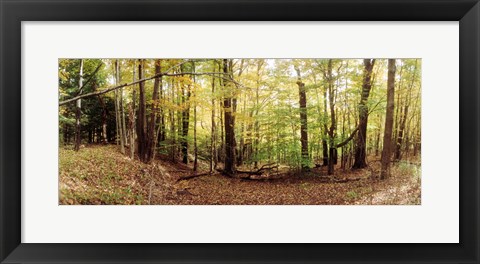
top-left (236, 163), bottom-right (279, 175)
top-left (176, 172), bottom-right (215, 182)
top-left (332, 177), bottom-right (363, 183)
top-left (236, 170), bottom-right (262, 175)
top-left (245, 172), bottom-right (291, 180)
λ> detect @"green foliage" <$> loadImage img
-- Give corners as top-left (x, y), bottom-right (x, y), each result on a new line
top-left (395, 161), bottom-right (421, 181)
top-left (59, 58), bottom-right (421, 171)
top-left (346, 190), bottom-right (358, 200)
top-left (59, 146), bottom-right (147, 205)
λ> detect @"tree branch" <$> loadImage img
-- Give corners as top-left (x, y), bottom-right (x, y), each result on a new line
top-left (59, 71), bottom-right (230, 106)
top-left (236, 163), bottom-right (279, 175)
top-left (75, 62), bottom-right (103, 96)
top-left (336, 126), bottom-right (359, 148)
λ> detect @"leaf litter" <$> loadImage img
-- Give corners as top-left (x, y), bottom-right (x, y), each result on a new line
top-left (59, 145), bottom-right (421, 205)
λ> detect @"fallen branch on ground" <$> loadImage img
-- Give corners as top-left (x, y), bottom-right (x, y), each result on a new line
top-left (236, 163), bottom-right (279, 175)
top-left (176, 172), bottom-right (216, 182)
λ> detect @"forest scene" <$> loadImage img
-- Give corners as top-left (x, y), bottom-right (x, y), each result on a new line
top-left (59, 58), bottom-right (421, 205)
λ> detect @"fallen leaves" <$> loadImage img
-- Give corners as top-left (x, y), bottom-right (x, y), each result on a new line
top-left (59, 145), bottom-right (421, 205)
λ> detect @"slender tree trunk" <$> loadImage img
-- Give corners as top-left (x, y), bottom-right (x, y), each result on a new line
top-left (341, 96), bottom-right (347, 170)
top-left (352, 59), bottom-right (375, 169)
top-left (115, 60), bottom-right (126, 154)
top-left (237, 96), bottom-right (246, 166)
top-left (253, 60), bottom-right (263, 169)
top-left (178, 64), bottom-right (191, 164)
top-left (413, 117), bottom-right (421, 157)
top-left (210, 60), bottom-right (217, 173)
top-left (130, 60), bottom-right (136, 159)
top-left (92, 80), bottom-right (108, 145)
top-left (395, 59), bottom-right (418, 161)
top-left (170, 78), bottom-right (176, 162)
top-left (137, 59), bottom-right (147, 162)
top-left (395, 104), bottom-right (407, 160)
top-left (322, 78), bottom-right (329, 166)
top-left (120, 65), bottom-right (127, 148)
top-left (74, 59), bottom-right (84, 151)
top-left (157, 61), bottom-right (166, 148)
top-left (326, 60), bottom-right (336, 175)
top-left (128, 102), bottom-right (135, 159)
top-left (375, 114), bottom-right (382, 156)
top-left (63, 124), bottom-right (69, 146)
top-left (381, 59), bottom-right (396, 179)
top-left (153, 65), bottom-right (165, 161)
top-left (233, 60), bottom-right (245, 167)
top-left (192, 61), bottom-right (198, 172)
top-left (219, 99), bottom-right (225, 163)
top-left (97, 95), bottom-right (108, 144)
top-left (393, 64), bottom-right (404, 154)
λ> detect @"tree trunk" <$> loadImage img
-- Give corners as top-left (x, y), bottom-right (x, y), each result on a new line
top-left (393, 63), bottom-right (404, 151)
top-left (120, 64), bottom-right (127, 149)
top-left (137, 59), bottom-right (147, 162)
top-left (169, 78), bottom-right (176, 162)
top-left (97, 95), bottom-right (108, 144)
top-left (374, 114), bottom-right (382, 156)
top-left (116, 60), bottom-right (126, 154)
top-left (326, 60), bottom-right (336, 175)
top-left (352, 59), bottom-right (375, 169)
top-left (144, 59), bottom-right (161, 163)
top-left (237, 96), bottom-right (246, 167)
top-left (395, 104), bottom-right (407, 161)
top-left (210, 61), bottom-right (217, 173)
top-left (74, 59), bottom-right (84, 151)
top-left (223, 59), bottom-right (236, 176)
top-left (322, 76), bottom-right (329, 166)
top-left (295, 66), bottom-right (309, 171)
top-left (157, 61), bottom-right (166, 148)
top-left (381, 59), bottom-right (396, 179)
top-left (192, 61), bottom-right (198, 172)
top-left (395, 59), bottom-right (418, 161)
top-left (219, 99), bottom-right (225, 164)
top-left (180, 64), bottom-right (191, 164)
top-left (130, 60), bottom-right (136, 159)
top-left (253, 60), bottom-right (263, 169)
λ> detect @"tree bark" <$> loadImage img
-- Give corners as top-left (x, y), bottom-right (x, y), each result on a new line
top-left (352, 59), bottom-right (375, 169)
top-left (115, 60), bottom-right (126, 154)
top-left (253, 60), bottom-right (263, 169)
top-left (295, 66), bottom-right (309, 171)
top-left (74, 59), bottom-right (84, 151)
top-left (223, 59), bottom-right (236, 176)
top-left (326, 60), bottom-right (336, 175)
top-left (97, 94), bottom-right (108, 144)
top-left (322, 75), bottom-right (329, 166)
top-left (395, 59), bottom-right (418, 161)
top-left (181, 64), bottom-right (191, 164)
top-left (137, 59), bottom-right (147, 162)
top-left (169, 78), bottom-right (176, 162)
top-left (210, 60), bottom-right (217, 173)
top-left (192, 61), bottom-right (198, 172)
top-left (381, 59), bottom-right (396, 179)
top-left (130, 60), bottom-right (136, 159)
top-left (145, 59), bottom-right (161, 163)
top-left (375, 113), bottom-right (382, 156)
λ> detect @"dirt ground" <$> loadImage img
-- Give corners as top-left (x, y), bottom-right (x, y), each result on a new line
top-left (59, 145), bottom-right (421, 205)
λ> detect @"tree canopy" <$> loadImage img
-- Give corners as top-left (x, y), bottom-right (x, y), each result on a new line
top-left (59, 58), bottom-right (421, 205)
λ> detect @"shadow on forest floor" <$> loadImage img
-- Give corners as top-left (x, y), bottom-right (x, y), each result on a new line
top-left (59, 144), bottom-right (421, 205)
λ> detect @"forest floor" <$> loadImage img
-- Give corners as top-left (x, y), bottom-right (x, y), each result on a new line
top-left (59, 144), bottom-right (421, 205)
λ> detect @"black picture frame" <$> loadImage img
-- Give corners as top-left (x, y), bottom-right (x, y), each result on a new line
top-left (1, 0), bottom-right (479, 263)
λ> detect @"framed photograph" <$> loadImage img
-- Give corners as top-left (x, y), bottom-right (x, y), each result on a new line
top-left (1, 0), bottom-right (479, 263)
